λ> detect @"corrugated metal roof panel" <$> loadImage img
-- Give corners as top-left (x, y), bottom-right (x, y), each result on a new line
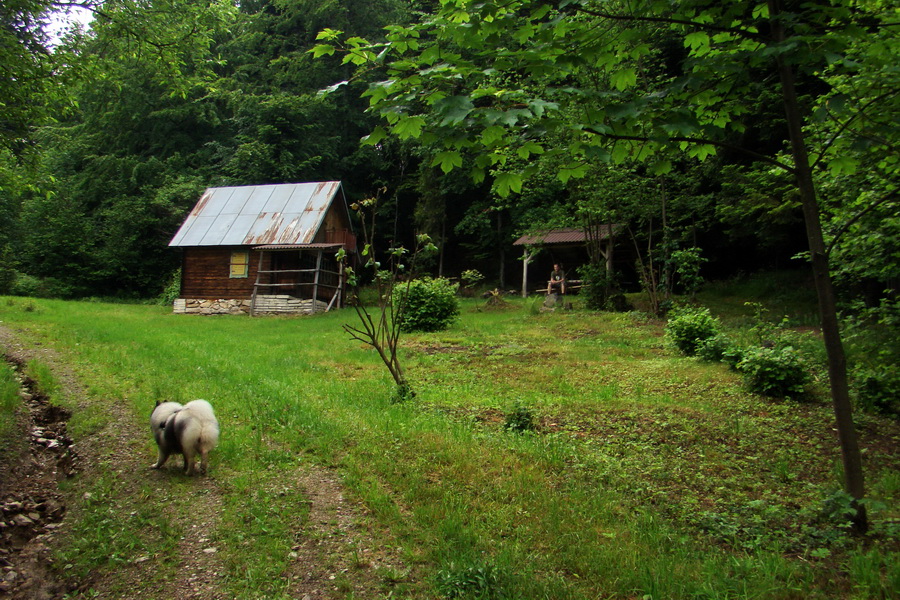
top-left (169, 182), bottom-right (344, 247)
top-left (200, 214), bottom-right (240, 245)
top-left (199, 187), bottom-right (236, 215)
top-left (235, 185), bottom-right (275, 216)
top-left (221, 214), bottom-right (260, 245)
top-left (221, 186), bottom-right (255, 214)
top-left (262, 185), bottom-right (295, 213)
top-left (170, 215), bottom-right (213, 246)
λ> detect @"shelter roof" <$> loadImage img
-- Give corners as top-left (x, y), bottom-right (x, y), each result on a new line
top-left (513, 225), bottom-right (616, 246)
top-left (169, 182), bottom-right (347, 247)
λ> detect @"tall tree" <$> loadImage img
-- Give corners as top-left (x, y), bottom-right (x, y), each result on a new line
top-left (15, 0), bottom-right (238, 297)
top-left (0, 0), bottom-right (60, 157)
top-left (316, 0), bottom-right (900, 532)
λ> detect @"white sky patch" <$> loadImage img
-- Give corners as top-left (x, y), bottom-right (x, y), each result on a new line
top-left (46, 5), bottom-right (95, 43)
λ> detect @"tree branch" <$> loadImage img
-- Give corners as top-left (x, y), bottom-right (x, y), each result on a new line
top-left (811, 89), bottom-right (900, 171)
top-left (826, 191), bottom-right (899, 257)
top-left (575, 5), bottom-right (764, 42)
top-left (587, 130), bottom-right (796, 172)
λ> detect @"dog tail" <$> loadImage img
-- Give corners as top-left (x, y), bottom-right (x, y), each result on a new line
top-left (183, 399), bottom-right (220, 452)
top-left (198, 418), bottom-right (220, 452)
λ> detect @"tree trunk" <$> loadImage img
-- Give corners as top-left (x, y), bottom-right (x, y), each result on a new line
top-left (438, 213), bottom-right (446, 278)
top-left (769, 0), bottom-right (867, 533)
top-left (497, 211), bottom-right (506, 289)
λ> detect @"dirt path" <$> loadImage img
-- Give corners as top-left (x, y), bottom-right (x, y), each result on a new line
top-left (0, 326), bottom-right (410, 600)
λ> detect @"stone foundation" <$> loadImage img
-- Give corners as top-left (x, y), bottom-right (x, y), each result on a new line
top-left (173, 296), bottom-right (329, 315)
top-left (173, 298), bottom-right (251, 315)
top-left (251, 295), bottom-right (329, 314)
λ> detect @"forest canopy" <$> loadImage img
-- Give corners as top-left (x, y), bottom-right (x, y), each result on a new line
top-left (0, 0), bottom-right (895, 306)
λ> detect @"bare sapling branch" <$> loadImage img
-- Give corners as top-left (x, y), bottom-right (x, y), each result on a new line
top-left (338, 190), bottom-right (437, 402)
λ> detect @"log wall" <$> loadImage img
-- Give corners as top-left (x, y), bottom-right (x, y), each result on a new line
top-left (180, 247), bottom-right (269, 299)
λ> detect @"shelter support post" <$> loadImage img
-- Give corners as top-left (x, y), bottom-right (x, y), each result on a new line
top-left (312, 250), bottom-right (324, 313)
top-left (250, 251), bottom-right (266, 316)
top-left (521, 248), bottom-right (535, 298)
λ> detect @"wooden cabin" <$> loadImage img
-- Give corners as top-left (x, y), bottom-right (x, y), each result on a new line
top-left (168, 182), bottom-right (357, 315)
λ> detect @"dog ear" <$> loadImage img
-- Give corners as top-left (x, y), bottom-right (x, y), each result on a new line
top-left (155, 400), bottom-right (161, 407)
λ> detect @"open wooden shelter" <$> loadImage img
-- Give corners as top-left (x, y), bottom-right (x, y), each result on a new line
top-left (168, 182), bottom-right (357, 315)
top-left (512, 226), bottom-right (617, 297)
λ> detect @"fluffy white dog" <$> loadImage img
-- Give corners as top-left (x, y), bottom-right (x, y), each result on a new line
top-left (150, 399), bottom-right (219, 475)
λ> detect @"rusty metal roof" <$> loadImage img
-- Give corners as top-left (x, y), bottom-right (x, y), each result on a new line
top-left (513, 226), bottom-right (616, 246)
top-left (169, 182), bottom-right (346, 247)
top-left (252, 243), bottom-right (343, 251)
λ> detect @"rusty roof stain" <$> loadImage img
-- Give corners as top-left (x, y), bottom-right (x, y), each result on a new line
top-left (169, 182), bottom-right (347, 247)
top-left (513, 225), bottom-right (618, 246)
top-left (253, 243), bottom-right (343, 251)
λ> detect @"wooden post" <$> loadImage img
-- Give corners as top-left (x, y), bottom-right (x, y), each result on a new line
top-left (337, 257), bottom-right (344, 308)
top-left (312, 250), bottom-right (323, 313)
top-left (250, 251), bottom-right (266, 317)
top-left (521, 248), bottom-right (534, 298)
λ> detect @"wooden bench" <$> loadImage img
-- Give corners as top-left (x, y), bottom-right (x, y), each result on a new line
top-left (545, 279), bottom-right (583, 294)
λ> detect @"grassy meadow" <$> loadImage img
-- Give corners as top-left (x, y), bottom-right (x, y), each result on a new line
top-left (0, 286), bottom-right (898, 599)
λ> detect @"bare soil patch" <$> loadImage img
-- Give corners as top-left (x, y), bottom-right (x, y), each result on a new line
top-left (1, 332), bottom-right (79, 600)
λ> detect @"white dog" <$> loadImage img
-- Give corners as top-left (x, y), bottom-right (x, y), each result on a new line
top-left (150, 400), bottom-right (219, 475)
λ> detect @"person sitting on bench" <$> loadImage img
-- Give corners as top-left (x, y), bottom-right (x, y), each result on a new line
top-left (547, 263), bottom-right (566, 295)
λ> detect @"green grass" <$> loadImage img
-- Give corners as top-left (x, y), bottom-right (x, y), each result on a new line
top-left (0, 294), bottom-right (897, 599)
top-left (0, 362), bottom-right (21, 445)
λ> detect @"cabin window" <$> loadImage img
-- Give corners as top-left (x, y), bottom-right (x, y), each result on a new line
top-left (230, 251), bottom-right (250, 278)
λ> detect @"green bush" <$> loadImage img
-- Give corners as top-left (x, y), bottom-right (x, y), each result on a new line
top-left (398, 277), bottom-right (460, 332)
top-left (737, 346), bottom-right (810, 397)
top-left (9, 272), bottom-right (81, 298)
top-left (157, 268), bottom-right (182, 306)
top-left (843, 297), bottom-right (900, 416)
top-left (665, 305), bottom-right (720, 356)
top-left (504, 402), bottom-right (536, 433)
top-left (459, 269), bottom-right (484, 297)
top-left (696, 334), bottom-right (741, 365)
top-left (578, 262), bottom-right (628, 311)
top-left (670, 247), bottom-right (707, 296)
top-left (853, 366), bottom-right (900, 417)
top-left (9, 272), bottom-right (44, 297)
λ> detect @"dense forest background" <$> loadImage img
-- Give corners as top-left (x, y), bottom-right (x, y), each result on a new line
top-left (0, 0), bottom-right (896, 306)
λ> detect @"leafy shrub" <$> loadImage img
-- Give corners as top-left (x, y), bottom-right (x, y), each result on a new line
top-left (665, 305), bottom-right (720, 356)
top-left (9, 273), bottom-right (81, 298)
top-left (9, 272), bottom-right (44, 297)
top-left (504, 402), bottom-right (536, 433)
top-left (737, 346), bottom-right (809, 397)
top-left (578, 262), bottom-right (628, 311)
top-left (437, 563), bottom-right (505, 599)
top-left (391, 382), bottom-right (416, 404)
top-left (459, 269), bottom-right (484, 296)
top-left (853, 366), bottom-right (900, 417)
top-left (157, 268), bottom-right (181, 306)
top-left (843, 297), bottom-right (900, 416)
top-left (398, 277), bottom-right (460, 332)
top-left (460, 269), bottom-right (484, 287)
top-left (695, 333), bottom-right (745, 368)
top-left (721, 345), bottom-right (746, 370)
top-left (670, 247), bottom-right (707, 296)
